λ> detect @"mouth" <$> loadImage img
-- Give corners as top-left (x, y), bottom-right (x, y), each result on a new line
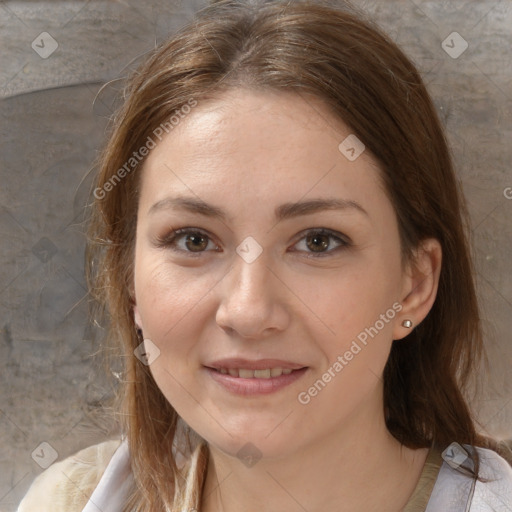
top-left (209, 367), bottom-right (296, 378)
top-left (204, 358), bottom-right (308, 395)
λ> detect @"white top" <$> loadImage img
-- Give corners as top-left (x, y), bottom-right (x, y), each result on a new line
top-left (81, 441), bottom-right (512, 512)
top-left (17, 439), bottom-right (512, 511)
top-left (81, 439), bottom-right (133, 512)
top-left (425, 442), bottom-right (512, 512)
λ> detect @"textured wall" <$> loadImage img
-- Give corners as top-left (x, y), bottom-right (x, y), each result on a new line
top-left (1, 1), bottom-right (511, 511)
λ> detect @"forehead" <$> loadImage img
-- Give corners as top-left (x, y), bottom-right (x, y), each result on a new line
top-left (138, 88), bottom-right (387, 220)
top-left (160, 88), bottom-right (347, 154)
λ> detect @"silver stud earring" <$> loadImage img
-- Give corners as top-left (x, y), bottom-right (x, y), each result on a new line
top-left (401, 319), bottom-right (413, 328)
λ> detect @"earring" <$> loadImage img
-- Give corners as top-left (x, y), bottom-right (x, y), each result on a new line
top-left (401, 319), bottom-right (413, 328)
top-left (136, 327), bottom-right (144, 341)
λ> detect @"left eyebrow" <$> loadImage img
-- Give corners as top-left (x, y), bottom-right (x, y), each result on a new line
top-left (147, 195), bottom-right (369, 222)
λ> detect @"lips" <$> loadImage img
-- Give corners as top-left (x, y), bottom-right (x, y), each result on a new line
top-left (217, 367), bottom-right (293, 378)
top-left (205, 358), bottom-right (306, 371)
top-left (204, 358), bottom-right (308, 395)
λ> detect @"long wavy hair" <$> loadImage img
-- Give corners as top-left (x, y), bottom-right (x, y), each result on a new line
top-left (86, 0), bottom-right (507, 510)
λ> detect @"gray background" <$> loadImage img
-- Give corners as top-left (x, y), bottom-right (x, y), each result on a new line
top-left (1, 1), bottom-right (511, 511)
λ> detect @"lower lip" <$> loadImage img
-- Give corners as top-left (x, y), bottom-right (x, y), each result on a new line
top-left (205, 367), bottom-right (308, 396)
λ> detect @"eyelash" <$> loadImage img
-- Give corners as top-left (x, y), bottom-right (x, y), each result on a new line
top-left (155, 227), bottom-right (351, 258)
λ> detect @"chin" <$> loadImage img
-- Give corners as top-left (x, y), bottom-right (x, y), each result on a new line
top-left (202, 429), bottom-right (300, 464)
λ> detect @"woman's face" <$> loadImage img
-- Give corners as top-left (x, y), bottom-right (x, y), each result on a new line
top-left (133, 88), bottom-right (410, 459)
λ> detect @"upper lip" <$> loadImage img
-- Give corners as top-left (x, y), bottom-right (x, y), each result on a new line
top-left (205, 358), bottom-right (306, 371)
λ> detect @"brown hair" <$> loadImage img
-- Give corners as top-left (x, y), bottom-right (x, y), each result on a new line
top-left (87, 0), bottom-right (506, 510)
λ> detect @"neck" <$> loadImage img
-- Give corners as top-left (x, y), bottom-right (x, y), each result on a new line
top-left (200, 399), bottom-right (428, 512)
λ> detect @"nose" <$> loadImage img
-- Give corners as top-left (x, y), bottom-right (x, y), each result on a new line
top-left (215, 252), bottom-right (290, 340)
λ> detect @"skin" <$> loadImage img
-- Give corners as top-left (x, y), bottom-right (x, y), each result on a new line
top-left (133, 88), bottom-right (442, 511)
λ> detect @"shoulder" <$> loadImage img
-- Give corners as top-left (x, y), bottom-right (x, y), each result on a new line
top-left (475, 444), bottom-right (512, 475)
top-left (471, 445), bottom-right (512, 510)
top-left (17, 439), bottom-right (122, 512)
top-left (427, 442), bottom-right (512, 512)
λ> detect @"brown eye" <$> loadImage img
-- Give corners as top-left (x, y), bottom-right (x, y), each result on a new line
top-left (155, 228), bottom-right (219, 254)
top-left (184, 233), bottom-right (209, 252)
top-left (305, 232), bottom-right (331, 252)
top-left (291, 228), bottom-right (350, 257)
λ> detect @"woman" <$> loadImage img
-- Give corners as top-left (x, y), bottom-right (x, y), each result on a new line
top-left (17, 0), bottom-right (512, 511)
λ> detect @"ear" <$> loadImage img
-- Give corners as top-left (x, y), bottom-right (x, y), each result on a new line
top-left (393, 238), bottom-right (442, 340)
top-left (133, 304), bottom-right (144, 331)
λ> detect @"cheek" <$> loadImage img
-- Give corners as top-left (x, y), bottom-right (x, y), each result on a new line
top-left (324, 260), bottom-right (400, 324)
top-left (133, 261), bottom-right (217, 422)
top-left (316, 254), bottom-right (402, 370)
top-left (133, 254), bottom-right (215, 343)
top-left (134, 258), bottom-right (211, 399)
top-left (307, 280), bottom-right (399, 414)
